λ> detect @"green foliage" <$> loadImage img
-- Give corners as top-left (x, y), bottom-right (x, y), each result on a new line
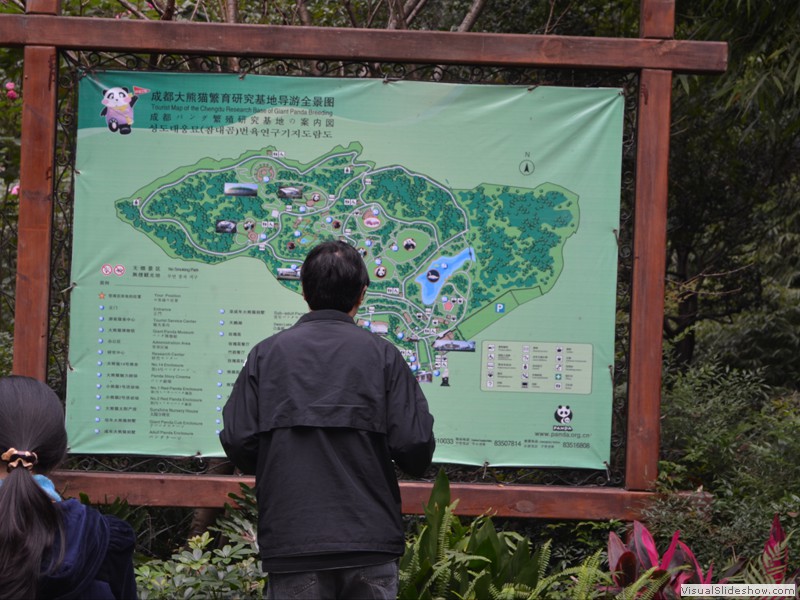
top-left (647, 363), bottom-right (800, 567)
top-left (697, 287), bottom-right (800, 389)
top-left (127, 473), bottom-right (691, 600)
top-left (664, 0), bottom-right (800, 365)
top-left (465, 0), bottom-right (639, 37)
top-left (683, 0), bottom-right (800, 132)
top-left (124, 473), bottom-right (800, 599)
top-left (399, 469), bottom-right (667, 599)
top-left (0, 48), bottom-right (22, 176)
top-left (79, 492), bottom-right (149, 535)
top-left (135, 485), bottom-right (264, 599)
top-left (209, 484), bottom-right (259, 551)
top-left (543, 519), bottom-right (626, 571)
top-left (135, 531), bottom-right (264, 599)
top-left (0, 1), bottom-right (796, 593)
top-left (660, 363), bottom-right (769, 485)
top-left (0, 47), bottom-right (22, 343)
top-left (728, 516), bottom-right (800, 590)
top-left (0, 331), bottom-right (12, 376)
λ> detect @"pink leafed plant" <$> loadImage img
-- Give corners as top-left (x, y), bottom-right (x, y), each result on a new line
top-left (607, 521), bottom-right (716, 598)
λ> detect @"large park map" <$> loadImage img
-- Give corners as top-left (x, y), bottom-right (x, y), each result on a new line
top-left (116, 142), bottom-right (579, 378)
top-left (66, 71), bottom-right (623, 467)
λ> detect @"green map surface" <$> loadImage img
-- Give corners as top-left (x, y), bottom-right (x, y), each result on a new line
top-left (115, 142), bottom-right (579, 374)
top-left (67, 71), bottom-right (623, 467)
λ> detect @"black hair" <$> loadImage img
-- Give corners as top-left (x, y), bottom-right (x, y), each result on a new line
top-left (301, 240), bottom-right (370, 313)
top-left (0, 376), bottom-right (68, 600)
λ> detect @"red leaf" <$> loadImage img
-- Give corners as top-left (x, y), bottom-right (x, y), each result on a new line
top-left (608, 531), bottom-right (628, 573)
top-left (676, 540), bottom-right (705, 582)
top-left (631, 521), bottom-right (660, 570)
top-left (704, 562), bottom-right (713, 585)
top-left (616, 552), bottom-right (639, 587)
top-left (673, 569), bottom-right (694, 594)
top-left (660, 530), bottom-right (682, 571)
top-left (718, 557), bottom-right (746, 583)
top-left (762, 514), bottom-right (788, 584)
top-left (766, 514), bottom-right (787, 549)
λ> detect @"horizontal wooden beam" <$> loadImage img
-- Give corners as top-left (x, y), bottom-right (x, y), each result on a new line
top-left (0, 15), bottom-right (726, 73)
top-left (51, 471), bottom-right (657, 520)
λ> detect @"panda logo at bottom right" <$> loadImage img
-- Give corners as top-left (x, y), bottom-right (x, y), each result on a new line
top-left (554, 405), bottom-right (573, 424)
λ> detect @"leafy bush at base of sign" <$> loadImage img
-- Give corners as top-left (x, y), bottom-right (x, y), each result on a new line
top-left (398, 468), bottom-right (632, 599)
top-left (130, 469), bottom-right (799, 599)
top-left (135, 531), bottom-right (264, 600)
top-left (135, 485), bottom-right (264, 599)
top-left (132, 475), bottom-right (681, 600)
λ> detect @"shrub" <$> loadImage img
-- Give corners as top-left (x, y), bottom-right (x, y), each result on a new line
top-left (128, 468), bottom-right (799, 598)
top-left (135, 531), bottom-right (264, 599)
top-left (134, 484), bottom-right (264, 599)
top-left (647, 363), bottom-right (800, 568)
top-left (399, 469), bottom-right (671, 599)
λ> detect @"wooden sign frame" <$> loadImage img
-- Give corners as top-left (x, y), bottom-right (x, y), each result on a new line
top-left (2, 0), bottom-right (727, 519)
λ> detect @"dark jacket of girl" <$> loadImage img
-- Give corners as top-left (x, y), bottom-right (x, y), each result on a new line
top-left (37, 499), bottom-right (137, 600)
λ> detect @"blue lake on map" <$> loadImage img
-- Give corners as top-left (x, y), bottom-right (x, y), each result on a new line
top-left (416, 247), bottom-right (476, 305)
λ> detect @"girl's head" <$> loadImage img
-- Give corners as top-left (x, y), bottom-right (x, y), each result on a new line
top-left (0, 376), bottom-right (68, 600)
top-left (0, 375), bottom-right (67, 475)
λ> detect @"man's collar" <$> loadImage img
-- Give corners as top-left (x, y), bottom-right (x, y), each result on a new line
top-left (298, 309), bottom-right (356, 324)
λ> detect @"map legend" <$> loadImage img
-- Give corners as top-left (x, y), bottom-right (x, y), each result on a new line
top-left (481, 341), bottom-right (593, 394)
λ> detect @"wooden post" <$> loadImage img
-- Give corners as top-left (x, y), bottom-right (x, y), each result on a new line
top-left (625, 0), bottom-right (675, 491)
top-left (12, 44), bottom-right (58, 379)
top-left (25, 0), bottom-right (61, 14)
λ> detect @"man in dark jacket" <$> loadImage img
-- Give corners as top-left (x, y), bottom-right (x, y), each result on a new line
top-left (220, 240), bottom-right (435, 600)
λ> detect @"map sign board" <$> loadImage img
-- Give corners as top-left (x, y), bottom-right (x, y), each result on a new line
top-left (66, 71), bottom-right (623, 468)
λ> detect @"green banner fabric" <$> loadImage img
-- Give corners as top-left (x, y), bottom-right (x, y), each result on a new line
top-left (67, 71), bottom-right (623, 468)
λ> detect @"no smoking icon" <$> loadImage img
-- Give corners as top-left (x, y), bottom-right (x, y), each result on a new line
top-left (113, 265), bottom-right (126, 276)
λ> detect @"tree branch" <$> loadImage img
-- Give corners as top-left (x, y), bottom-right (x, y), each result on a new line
top-left (387, 0), bottom-right (407, 29)
top-left (115, 0), bottom-right (150, 20)
top-left (404, 0), bottom-right (428, 27)
top-left (340, 0), bottom-right (360, 27)
top-left (160, 0), bottom-right (176, 21)
top-left (189, 0), bottom-right (207, 22)
top-left (148, 0), bottom-right (165, 18)
top-left (296, 0), bottom-right (313, 26)
top-left (457, 0), bottom-right (487, 32)
top-left (225, 0), bottom-right (238, 23)
top-left (224, 0), bottom-right (239, 70)
top-left (365, 0), bottom-right (384, 28)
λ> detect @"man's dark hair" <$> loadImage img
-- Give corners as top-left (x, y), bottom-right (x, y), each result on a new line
top-left (301, 240), bottom-right (370, 313)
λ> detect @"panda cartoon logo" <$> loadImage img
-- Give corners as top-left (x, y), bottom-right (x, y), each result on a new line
top-left (100, 87), bottom-right (138, 135)
top-left (554, 405), bottom-right (572, 424)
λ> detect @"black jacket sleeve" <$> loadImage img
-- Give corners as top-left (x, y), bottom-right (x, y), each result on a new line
top-left (219, 351), bottom-right (261, 475)
top-left (384, 346), bottom-right (435, 477)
